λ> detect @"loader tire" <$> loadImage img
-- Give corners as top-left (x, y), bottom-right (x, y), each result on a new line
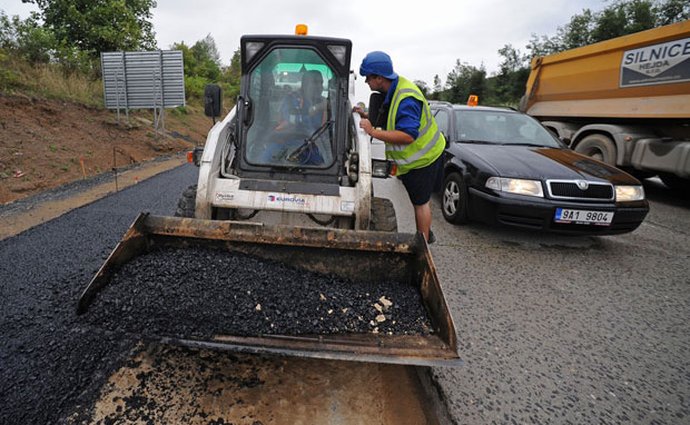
top-left (174, 184), bottom-right (197, 218)
top-left (370, 197), bottom-right (397, 232)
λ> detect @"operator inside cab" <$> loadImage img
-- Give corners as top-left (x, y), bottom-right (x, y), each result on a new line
top-left (245, 48), bottom-right (335, 167)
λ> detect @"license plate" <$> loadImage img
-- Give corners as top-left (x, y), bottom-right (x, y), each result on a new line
top-left (554, 208), bottom-right (614, 226)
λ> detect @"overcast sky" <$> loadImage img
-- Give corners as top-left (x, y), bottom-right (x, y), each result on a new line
top-left (2, 0), bottom-right (606, 99)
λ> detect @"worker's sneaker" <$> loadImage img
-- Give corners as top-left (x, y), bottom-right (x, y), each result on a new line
top-left (428, 230), bottom-right (436, 244)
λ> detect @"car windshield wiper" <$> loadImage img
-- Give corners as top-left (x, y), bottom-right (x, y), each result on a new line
top-left (500, 142), bottom-right (550, 148)
top-left (457, 139), bottom-right (495, 144)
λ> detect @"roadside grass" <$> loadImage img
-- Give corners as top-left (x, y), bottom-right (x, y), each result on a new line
top-left (0, 53), bottom-right (102, 107)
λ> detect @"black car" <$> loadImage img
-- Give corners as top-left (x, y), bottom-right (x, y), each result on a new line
top-left (430, 102), bottom-right (649, 235)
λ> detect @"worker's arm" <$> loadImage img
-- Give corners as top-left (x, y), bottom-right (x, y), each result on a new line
top-left (359, 97), bottom-right (421, 145)
top-left (360, 119), bottom-right (414, 145)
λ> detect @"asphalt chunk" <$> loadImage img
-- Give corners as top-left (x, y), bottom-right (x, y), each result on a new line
top-left (84, 246), bottom-right (432, 338)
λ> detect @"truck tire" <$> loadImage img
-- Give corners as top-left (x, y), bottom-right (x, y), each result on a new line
top-left (442, 172), bottom-right (469, 224)
top-left (370, 197), bottom-right (397, 232)
top-left (174, 184), bottom-right (197, 218)
top-left (574, 134), bottom-right (617, 166)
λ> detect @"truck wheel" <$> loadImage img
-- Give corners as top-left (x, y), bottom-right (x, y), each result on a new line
top-left (574, 134), bottom-right (617, 165)
top-left (370, 197), bottom-right (397, 232)
top-left (174, 184), bottom-right (197, 218)
top-left (659, 173), bottom-right (690, 195)
top-left (442, 172), bottom-right (469, 224)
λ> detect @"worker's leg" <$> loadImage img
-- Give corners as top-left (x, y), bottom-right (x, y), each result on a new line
top-left (413, 202), bottom-right (432, 241)
top-left (399, 156), bottom-right (443, 243)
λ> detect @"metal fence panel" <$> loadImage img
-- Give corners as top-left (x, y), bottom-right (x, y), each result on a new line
top-left (101, 51), bottom-right (185, 110)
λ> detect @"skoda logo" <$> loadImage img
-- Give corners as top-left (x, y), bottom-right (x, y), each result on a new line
top-left (576, 180), bottom-right (589, 190)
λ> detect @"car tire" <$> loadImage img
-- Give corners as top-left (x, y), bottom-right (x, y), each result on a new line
top-left (370, 197), bottom-right (398, 232)
top-left (174, 184), bottom-right (197, 218)
top-left (442, 172), bottom-right (469, 224)
top-left (574, 134), bottom-right (617, 165)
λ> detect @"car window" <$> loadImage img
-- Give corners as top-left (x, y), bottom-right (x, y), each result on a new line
top-left (433, 109), bottom-right (450, 137)
top-left (454, 110), bottom-right (560, 147)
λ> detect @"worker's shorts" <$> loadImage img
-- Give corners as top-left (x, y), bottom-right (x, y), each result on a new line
top-left (398, 154), bottom-right (444, 206)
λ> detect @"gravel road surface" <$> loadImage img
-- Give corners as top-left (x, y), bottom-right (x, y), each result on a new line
top-left (426, 179), bottom-right (690, 424)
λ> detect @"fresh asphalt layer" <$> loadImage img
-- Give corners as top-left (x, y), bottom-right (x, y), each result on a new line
top-left (0, 164), bottom-right (197, 424)
top-left (1, 164), bottom-right (688, 424)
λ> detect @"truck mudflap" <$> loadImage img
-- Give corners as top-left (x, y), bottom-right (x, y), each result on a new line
top-left (77, 213), bottom-right (461, 367)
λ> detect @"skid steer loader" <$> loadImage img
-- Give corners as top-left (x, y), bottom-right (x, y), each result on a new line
top-left (177, 31), bottom-right (396, 231)
top-left (77, 28), bottom-right (461, 367)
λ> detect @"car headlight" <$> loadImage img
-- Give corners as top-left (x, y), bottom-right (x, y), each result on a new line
top-left (615, 185), bottom-right (645, 202)
top-left (485, 177), bottom-right (544, 197)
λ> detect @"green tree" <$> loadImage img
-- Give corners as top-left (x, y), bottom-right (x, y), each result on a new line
top-left (173, 35), bottom-right (222, 81)
top-left (655, 0), bottom-right (690, 24)
top-left (414, 79), bottom-right (429, 97)
top-left (492, 44), bottom-right (530, 105)
top-left (443, 60), bottom-right (486, 104)
top-left (219, 48), bottom-right (241, 103)
top-left (561, 9), bottom-right (595, 49)
top-left (23, 0), bottom-right (157, 57)
top-left (527, 0), bottom-right (674, 57)
top-left (171, 35), bottom-right (228, 101)
top-left (0, 11), bottom-right (55, 63)
top-left (431, 74), bottom-right (443, 99)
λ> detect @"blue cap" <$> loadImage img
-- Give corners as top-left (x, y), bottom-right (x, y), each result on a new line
top-left (359, 51), bottom-right (397, 80)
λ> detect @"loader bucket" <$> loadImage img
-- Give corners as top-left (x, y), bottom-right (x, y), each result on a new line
top-left (77, 213), bottom-right (461, 367)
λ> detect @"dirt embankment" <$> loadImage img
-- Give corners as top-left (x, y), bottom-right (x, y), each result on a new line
top-left (0, 94), bottom-right (212, 204)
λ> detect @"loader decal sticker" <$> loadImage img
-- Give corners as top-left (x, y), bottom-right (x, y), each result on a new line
top-left (215, 192), bottom-right (235, 202)
top-left (620, 37), bottom-right (690, 87)
top-left (267, 194), bottom-right (310, 208)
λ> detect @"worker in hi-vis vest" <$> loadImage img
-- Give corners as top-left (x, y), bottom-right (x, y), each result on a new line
top-left (354, 51), bottom-right (445, 244)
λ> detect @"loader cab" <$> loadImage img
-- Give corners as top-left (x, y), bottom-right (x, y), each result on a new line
top-left (234, 35), bottom-right (353, 184)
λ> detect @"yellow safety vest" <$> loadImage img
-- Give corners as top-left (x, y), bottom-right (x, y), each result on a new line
top-left (385, 77), bottom-right (445, 175)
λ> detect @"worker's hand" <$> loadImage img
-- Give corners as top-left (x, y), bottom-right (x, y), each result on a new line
top-left (352, 105), bottom-right (368, 119)
top-left (359, 118), bottom-right (373, 135)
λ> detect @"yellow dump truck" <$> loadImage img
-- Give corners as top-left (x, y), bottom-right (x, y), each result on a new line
top-left (520, 20), bottom-right (690, 191)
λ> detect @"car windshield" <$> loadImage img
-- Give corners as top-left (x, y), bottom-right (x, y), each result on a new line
top-left (245, 48), bottom-right (336, 167)
top-left (454, 110), bottom-right (560, 148)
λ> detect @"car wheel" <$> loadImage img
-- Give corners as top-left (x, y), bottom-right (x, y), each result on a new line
top-left (442, 172), bottom-right (469, 224)
top-left (574, 134), bottom-right (617, 165)
top-left (174, 184), bottom-right (197, 218)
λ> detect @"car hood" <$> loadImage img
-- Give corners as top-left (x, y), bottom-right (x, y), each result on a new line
top-left (461, 145), bottom-right (640, 184)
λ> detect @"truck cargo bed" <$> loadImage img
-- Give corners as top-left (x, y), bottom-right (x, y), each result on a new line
top-left (77, 213), bottom-right (461, 367)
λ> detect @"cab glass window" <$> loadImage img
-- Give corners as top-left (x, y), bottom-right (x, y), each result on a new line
top-left (245, 48), bottom-right (336, 167)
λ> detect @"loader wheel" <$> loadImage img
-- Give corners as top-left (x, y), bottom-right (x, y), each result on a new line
top-left (370, 197), bottom-right (397, 232)
top-left (174, 184), bottom-right (197, 218)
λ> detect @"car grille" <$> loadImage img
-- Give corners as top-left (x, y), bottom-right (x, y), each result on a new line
top-left (547, 180), bottom-right (614, 201)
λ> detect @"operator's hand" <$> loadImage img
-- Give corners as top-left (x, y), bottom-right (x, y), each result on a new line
top-left (352, 105), bottom-right (368, 119)
top-left (359, 118), bottom-right (373, 135)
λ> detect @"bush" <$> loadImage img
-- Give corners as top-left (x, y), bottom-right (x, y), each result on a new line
top-left (0, 49), bottom-right (20, 90)
top-left (184, 75), bottom-right (212, 101)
